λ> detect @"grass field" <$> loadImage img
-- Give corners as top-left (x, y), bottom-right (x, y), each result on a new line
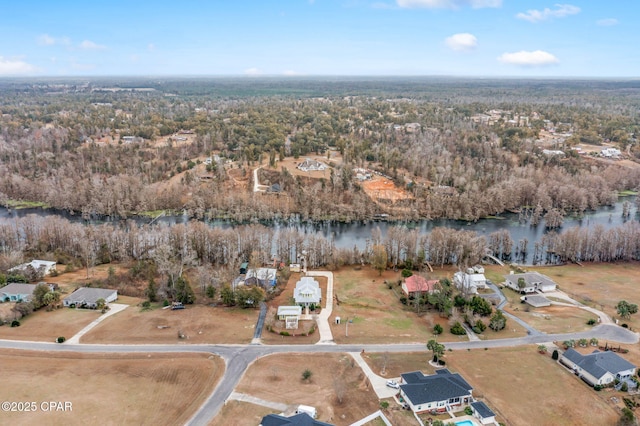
top-left (82, 304), bottom-right (258, 344)
top-left (234, 353), bottom-right (379, 426)
top-left (0, 307), bottom-right (101, 342)
top-left (209, 401), bottom-right (276, 426)
top-left (448, 346), bottom-right (619, 426)
top-left (0, 350), bottom-right (224, 426)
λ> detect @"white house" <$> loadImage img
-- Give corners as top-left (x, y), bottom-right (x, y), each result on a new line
top-left (470, 401), bottom-right (496, 425)
top-left (277, 305), bottom-right (302, 329)
top-left (504, 271), bottom-right (557, 294)
top-left (9, 260), bottom-right (57, 277)
top-left (560, 348), bottom-right (636, 387)
top-left (63, 288), bottom-right (118, 308)
top-left (297, 158), bottom-right (327, 172)
top-left (293, 276), bottom-right (322, 307)
top-left (399, 369), bottom-right (473, 414)
top-left (454, 268), bottom-right (487, 295)
top-left (601, 148), bottom-right (621, 158)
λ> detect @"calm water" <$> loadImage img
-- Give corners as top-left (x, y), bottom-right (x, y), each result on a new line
top-left (1, 197), bottom-right (637, 264)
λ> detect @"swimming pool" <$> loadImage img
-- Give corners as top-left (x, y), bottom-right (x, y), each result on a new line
top-left (454, 421), bottom-right (475, 426)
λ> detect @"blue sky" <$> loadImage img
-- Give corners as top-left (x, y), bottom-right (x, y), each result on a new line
top-left (0, 1), bottom-right (637, 77)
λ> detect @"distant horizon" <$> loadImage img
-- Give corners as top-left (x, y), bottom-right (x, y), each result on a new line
top-left (1, 1), bottom-right (637, 78)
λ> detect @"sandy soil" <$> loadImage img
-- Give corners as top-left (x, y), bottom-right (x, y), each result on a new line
top-left (234, 353), bottom-right (379, 426)
top-left (0, 307), bottom-right (101, 342)
top-left (0, 350), bottom-right (223, 426)
top-left (82, 305), bottom-right (259, 344)
top-left (361, 176), bottom-right (413, 203)
top-left (209, 401), bottom-right (276, 426)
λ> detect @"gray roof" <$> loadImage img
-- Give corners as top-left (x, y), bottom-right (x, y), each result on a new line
top-left (471, 401), bottom-right (495, 419)
top-left (260, 413), bottom-right (333, 426)
top-left (64, 287), bottom-right (116, 304)
top-left (400, 370), bottom-right (472, 405)
top-left (1, 283), bottom-right (37, 295)
top-left (523, 295), bottom-right (551, 307)
top-left (505, 272), bottom-right (557, 289)
top-left (563, 348), bottom-right (636, 379)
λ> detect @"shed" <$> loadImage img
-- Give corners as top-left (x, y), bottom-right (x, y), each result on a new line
top-left (471, 401), bottom-right (496, 425)
top-left (521, 295), bottom-right (551, 307)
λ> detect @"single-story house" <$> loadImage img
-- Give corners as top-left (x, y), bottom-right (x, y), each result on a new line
top-left (0, 283), bottom-right (37, 302)
top-left (297, 158), bottom-right (327, 172)
top-left (278, 305), bottom-right (302, 329)
top-left (399, 369), bottom-right (473, 414)
top-left (9, 260), bottom-right (57, 276)
top-left (401, 275), bottom-right (439, 298)
top-left (259, 412), bottom-right (333, 426)
top-left (470, 401), bottom-right (496, 425)
top-left (521, 295), bottom-right (551, 307)
top-left (560, 348), bottom-right (637, 387)
top-left (453, 269), bottom-right (487, 295)
top-left (63, 288), bottom-right (118, 308)
top-left (294, 276), bottom-right (322, 306)
top-left (504, 271), bottom-right (557, 294)
top-left (245, 268), bottom-right (277, 287)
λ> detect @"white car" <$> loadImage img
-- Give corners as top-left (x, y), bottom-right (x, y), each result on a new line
top-left (386, 380), bottom-right (400, 389)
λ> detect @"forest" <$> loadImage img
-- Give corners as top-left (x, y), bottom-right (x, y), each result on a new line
top-left (0, 77), bottom-right (639, 224)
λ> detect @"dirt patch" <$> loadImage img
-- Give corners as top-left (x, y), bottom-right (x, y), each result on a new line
top-left (0, 350), bottom-right (223, 426)
top-left (209, 401), bottom-right (277, 426)
top-left (82, 305), bottom-right (258, 344)
top-left (234, 353), bottom-right (379, 426)
top-left (448, 346), bottom-right (618, 426)
top-left (0, 307), bottom-right (101, 342)
top-left (364, 352), bottom-right (436, 379)
top-left (361, 176), bottom-right (413, 203)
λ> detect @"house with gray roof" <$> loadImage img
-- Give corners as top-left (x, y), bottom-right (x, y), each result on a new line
top-left (1, 283), bottom-right (37, 303)
top-left (399, 369), bottom-right (473, 414)
top-left (504, 271), bottom-right (557, 294)
top-left (63, 288), bottom-right (118, 309)
top-left (560, 348), bottom-right (636, 387)
top-left (471, 401), bottom-right (496, 425)
top-left (259, 412), bottom-right (333, 426)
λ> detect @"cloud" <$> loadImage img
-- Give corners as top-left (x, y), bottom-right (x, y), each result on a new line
top-left (244, 67), bottom-right (262, 76)
top-left (38, 34), bottom-right (71, 46)
top-left (596, 18), bottom-right (618, 27)
top-left (445, 33), bottom-right (477, 51)
top-left (516, 4), bottom-right (580, 23)
top-left (396, 0), bottom-right (501, 9)
top-left (79, 40), bottom-right (107, 50)
top-left (0, 57), bottom-right (37, 75)
top-left (147, 43), bottom-right (156, 51)
top-left (498, 50), bottom-right (559, 66)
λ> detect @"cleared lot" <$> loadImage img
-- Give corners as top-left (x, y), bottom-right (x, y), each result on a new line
top-left (0, 307), bottom-right (100, 342)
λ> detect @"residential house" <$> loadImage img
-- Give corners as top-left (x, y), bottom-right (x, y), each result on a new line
top-left (9, 260), bottom-right (57, 277)
top-left (245, 268), bottom-right (277, 287)
top-left (453, 268), bottom-right (487, 295)
top-left (294, 277), bottom-right (322, 307)
top-left (601, 148), bottom-right (621, 158)
top-left (504, 271), bottom-right (557, 294)
top-left (560, 348), bottom-right (637, 387)
top-left (401, 276), bottom-right (439, 298)
top-left (277, 306), bottom-right (302, 329)
top-left (470, 401), bottom-right (496, 425)
top-left (399, 369), bottom-right (473, 414)
top-left (259, 412), bottom-right (333, 426)
top-left (297, 158), bottom-right (327, 172)
top-left (63, 288), bottom-right (118, 308)
top-left (0, 283), bottom-right (37, 302)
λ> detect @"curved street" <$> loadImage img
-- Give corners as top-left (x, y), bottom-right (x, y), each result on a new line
top-left (0, 271), bottom-right (637, 425)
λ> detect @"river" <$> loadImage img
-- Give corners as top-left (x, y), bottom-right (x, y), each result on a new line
top-left (0, 197), bottom-right (637, 264)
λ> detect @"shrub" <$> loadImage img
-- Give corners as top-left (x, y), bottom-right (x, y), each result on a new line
top-left (586, 318), bottom-right (597, 325)
top-left (280, 331), bottom-right (290, 336)
top-left (552, 349), bottom-right (559, 360)
top-left (594, 384), bottom-right (603, 391)
top-left (399, 296), bottom-right (408, 305)
top-left (450, 322), bottom-right (466, 335)
top-left (302, 369), bottom-right (313, 381)
top-left (163, 299), bottom-right (170, 307)
top-left (622, 382), bottom-right (629, 392)
top-left (622, 323), bottom-right (629, 328)
top-left (464, 406), bottom-right (473, 416)
top-left (433, 324), bottom-right (443, 335)
top-left (141, 301), bottom-right (151, 309)
top-left (380, 401), bottom-right (389, 410)
top-left (438, 359), bottom-right (446, 366)
top-left (11, 320), bottom-right (20, 327)
top-left (56, 336), bottom-right (66, 343)
top-left (401, 269), bottom-right (413, 278)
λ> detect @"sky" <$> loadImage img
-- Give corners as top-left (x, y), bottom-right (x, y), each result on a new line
top-left (0, 0), bottom-right (637, 77)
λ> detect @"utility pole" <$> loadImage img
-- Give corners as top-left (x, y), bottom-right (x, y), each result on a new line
top-left (345, 317), bottom-right (349, 337)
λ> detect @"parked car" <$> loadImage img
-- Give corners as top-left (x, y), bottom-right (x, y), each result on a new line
top-left (386, 380), bottom-right (400, 389)
top-left (171, 302), bottom-right (185, 310)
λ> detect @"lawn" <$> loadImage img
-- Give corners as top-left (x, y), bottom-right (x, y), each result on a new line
top-left (447, 346), bottom-right (619, 426)
top-left (234, 353), bottom-right (380, 426)
top-left (0, 350), bottom-right (223, 426)
top-left (0, 306), bottom-right (101, 342)
top-left (329, 266), bottom-right (459, 344)
top-left (82, 304), bottom-right (259, 344)
top-left (209, 401), bottom-right (277, 426)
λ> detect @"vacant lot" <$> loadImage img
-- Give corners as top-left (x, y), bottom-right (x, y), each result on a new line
top-left (82, 305), bottom-right (258, 344)
top-left (234, 353), bottom-right (379, 426)
top-left (209, 401), bottom-right (276, 426)
top-left (448, 346), bottom-right (618, 426)
top-left (0, 350), bottom-right (223, 426)
top-left (361, 176), bottom-right (413, 203)
top-left (364, 352), bottom-right (435, 379)
top-left (539, 262), bottom-right (640, 328)
top-left (0, 307), bottom-right (100, 342)
top-left (331, 266), bottom-right (474, 344)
